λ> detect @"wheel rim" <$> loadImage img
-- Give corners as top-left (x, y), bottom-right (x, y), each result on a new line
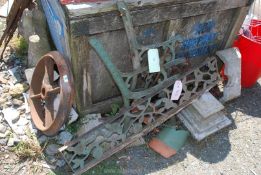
top-left (29, 51), bottom-right (74, 136)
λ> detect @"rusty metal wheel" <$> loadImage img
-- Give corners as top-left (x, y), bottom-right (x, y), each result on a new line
top-left (29, 51), bottom-right (74, 136)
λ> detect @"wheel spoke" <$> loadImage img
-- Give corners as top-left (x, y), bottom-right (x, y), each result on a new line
top-left (49, 87), bottom-right (61, 94)
top-left (44, 58), bottom-right (54, 85)
top-left (44, 97), bottom-right (54, 128)
top-left (30, 94), bottom-right (41, 99)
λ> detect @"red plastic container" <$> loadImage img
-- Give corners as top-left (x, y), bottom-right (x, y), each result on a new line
top-left (250, 19), bottom-right (261, 26)
top-left (249, 24), bottom-right (261, 42)
top-left (234, 23), bottom-right (261, 88)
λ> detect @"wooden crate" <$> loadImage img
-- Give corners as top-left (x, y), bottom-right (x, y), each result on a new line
top-left (41, 0), bottom-right (252, 115)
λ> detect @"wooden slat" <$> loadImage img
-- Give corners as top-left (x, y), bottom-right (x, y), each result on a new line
top-left (69, 35), bottom-right (93, 112)
top-left (80, 96), bottom-right (123, 115)
top-left (65, 0), bottom-right (202, 17)
top-left (224, 6), bottom-right (251, 48)
top-left (70, 0), bottom-right (249, 36)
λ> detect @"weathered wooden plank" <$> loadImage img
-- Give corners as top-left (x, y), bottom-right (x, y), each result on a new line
top-left (70, 35), bottom-right (93, 112)
top-left (65, 0), bottom-right (202, 18)
top-left (81, 96), bottom-right (123, 115)
top-left (224, 6), bottom-right (251, 48)
top-left (88, 30), bottom-right (132, 103)
top-left (70, 0), bottom-right (249, 36)
top-left (167, 9), bottom-right (235, 57)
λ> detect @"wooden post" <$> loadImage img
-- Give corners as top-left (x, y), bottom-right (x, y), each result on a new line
top-left (19, 6), bottom-right (52, 67)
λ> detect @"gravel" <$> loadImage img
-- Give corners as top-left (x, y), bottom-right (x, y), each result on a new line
top-left (0, 123), bottom-right (7, 133)
top-left (38, 135), bottom-right (47, 145)
top-left (56, 159), bottom-right (66, 168)
top-left (57, 131), bottom-right (73, 145)
top-left (0, 138), bottom-right (7, 145)
top-left (45, 144), bottom-right (60, 156)
top-left (2, 108), bottom-right (20, 124)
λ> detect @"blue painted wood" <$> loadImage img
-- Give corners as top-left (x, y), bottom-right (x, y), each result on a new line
top-left (40, 0), bottom-right (71, 59)
top-left (176, 21), bottom-right (218, 59)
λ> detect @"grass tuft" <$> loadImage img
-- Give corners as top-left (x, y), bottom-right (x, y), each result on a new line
top-left (11, 129), bottom-right (43, 160)
top-left (66, 120), bottom-right (80, 134)
top-left (107, 104), bottom-right (120, 117)
top-left (9, 36), bottom-right (28, 56)
top-left (11, 140), bottom-right (42, 160)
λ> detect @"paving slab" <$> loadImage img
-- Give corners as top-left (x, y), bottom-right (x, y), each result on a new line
top-left (191, 92), bottom-right (224, 118)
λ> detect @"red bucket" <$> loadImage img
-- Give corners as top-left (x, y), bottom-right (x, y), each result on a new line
top-left (250, 19), bottom-right (261, 26)
top-left (249, 24), bottom-right (261, 42)
top-left (234, 23), bottom-right (261, 88)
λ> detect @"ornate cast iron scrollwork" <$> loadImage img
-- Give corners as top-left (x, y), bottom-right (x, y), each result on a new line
top-left (60, 57), bottom-right (220, 175)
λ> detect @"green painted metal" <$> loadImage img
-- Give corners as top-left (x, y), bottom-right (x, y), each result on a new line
top-left (117, 1), bottom-right (141, 70)
top-left (156, 127), bottom-right (189, 151)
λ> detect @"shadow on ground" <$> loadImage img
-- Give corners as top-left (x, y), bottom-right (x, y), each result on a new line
top-left (226, 82), bottom-right (261, 119)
